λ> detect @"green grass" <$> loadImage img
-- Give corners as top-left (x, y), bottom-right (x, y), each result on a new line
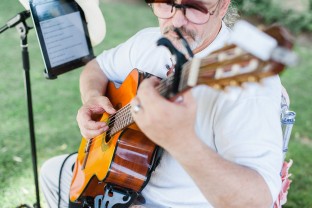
top-left (0, 1), bottom-right (311, 208)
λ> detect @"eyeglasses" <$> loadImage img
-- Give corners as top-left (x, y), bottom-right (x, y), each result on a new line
top-left (149, 1), bottom-right (220, 25)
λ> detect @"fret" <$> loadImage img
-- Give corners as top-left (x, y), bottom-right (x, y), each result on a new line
top-left (108, 104), bottom-right (134, 137)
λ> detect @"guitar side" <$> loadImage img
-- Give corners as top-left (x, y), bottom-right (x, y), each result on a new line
top-left (70, 69), bottom-right (157, 202)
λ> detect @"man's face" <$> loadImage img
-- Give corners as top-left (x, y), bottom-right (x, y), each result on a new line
top-left (157, 0), bottom-right (228, 53)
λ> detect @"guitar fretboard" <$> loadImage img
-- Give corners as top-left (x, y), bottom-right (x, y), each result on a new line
top-left (105, 35), bottom-right (287, 138)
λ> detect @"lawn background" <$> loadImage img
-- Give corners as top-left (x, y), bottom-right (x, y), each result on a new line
top-left (0, 1), bottom-right (311, 208)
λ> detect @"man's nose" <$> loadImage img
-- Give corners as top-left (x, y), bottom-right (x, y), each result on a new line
top-left (171, 9), bottom-right (188, 28)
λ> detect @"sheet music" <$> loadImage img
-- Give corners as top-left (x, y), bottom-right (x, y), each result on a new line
top-left (39, 11), bottom-right (89, 67)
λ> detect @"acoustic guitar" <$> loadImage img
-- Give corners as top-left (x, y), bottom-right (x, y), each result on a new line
top-left (69, 21), bottom-right (296, 207)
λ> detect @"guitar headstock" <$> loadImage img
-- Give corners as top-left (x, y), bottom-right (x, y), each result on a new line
top-left (180, 21), bottom-right (298, 90)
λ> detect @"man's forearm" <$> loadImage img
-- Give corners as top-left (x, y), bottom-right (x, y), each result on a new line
top-left (169, 137), bottom-right (273, 208)
top-left (80, 59), bottom-right (109, 103)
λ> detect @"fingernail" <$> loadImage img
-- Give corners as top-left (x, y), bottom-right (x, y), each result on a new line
top-left (175, 95), bottom-right (183, 103)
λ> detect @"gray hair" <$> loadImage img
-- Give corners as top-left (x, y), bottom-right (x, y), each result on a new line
top-left (223, 1), bottom-right (240, 28)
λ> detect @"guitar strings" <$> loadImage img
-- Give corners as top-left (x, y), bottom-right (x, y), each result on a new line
top-left (106, 76), bottom-right (175, 131)
top-left (88, 47), bottom-right (249, 143)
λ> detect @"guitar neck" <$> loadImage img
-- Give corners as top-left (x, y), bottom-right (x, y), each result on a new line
top-left (106, 50), bottom-right (248, 138)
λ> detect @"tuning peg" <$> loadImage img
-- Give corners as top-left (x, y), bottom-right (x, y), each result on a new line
top-left (229, 80), bottom-right (239, 86)
top-left (212, 84), bottom-right (222, 90)
top-left (247, 76), bottom-right (259, 83)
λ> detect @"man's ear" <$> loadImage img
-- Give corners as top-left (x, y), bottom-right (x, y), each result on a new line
top-left (218, 0), bottom-right (231, 18)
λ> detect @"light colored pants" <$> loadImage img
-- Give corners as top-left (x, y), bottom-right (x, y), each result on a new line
top-left (40, 153), bottom-right (77, 208)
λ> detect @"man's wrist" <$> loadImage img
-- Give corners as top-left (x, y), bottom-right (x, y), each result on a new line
top-left (81, 91), bottom-right (102, 104)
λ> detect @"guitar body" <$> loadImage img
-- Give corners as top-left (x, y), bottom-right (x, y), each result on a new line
top-left (70, 69), bottom-right (160, 203)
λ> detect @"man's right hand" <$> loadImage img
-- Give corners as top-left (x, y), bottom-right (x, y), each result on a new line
top-left (76, 96), bottom-right (116, 139)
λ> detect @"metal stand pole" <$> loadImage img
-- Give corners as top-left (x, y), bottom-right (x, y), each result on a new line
top-left (19, 21), bottom-right (41, 208)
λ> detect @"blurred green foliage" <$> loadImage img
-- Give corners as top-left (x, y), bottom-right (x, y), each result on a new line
top-left (235, 0), bottom-right (312, 33)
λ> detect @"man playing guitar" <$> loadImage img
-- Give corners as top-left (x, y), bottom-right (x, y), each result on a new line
top-left (40, 0), bottom-right (286, 207)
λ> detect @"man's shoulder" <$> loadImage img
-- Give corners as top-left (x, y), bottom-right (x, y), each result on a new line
top-left (130, 27), bottom-right (162, 44)
top-left (135, 27), bottom-right (161, 36)
top-left (127, 27), bottom-right (163, 50)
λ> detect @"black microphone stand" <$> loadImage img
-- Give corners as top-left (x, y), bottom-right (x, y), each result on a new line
top-left (0, 11), bottom-right (41, 208)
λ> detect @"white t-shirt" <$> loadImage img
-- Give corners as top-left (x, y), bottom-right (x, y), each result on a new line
top-left (96, 23), bottom-right (283, 208)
